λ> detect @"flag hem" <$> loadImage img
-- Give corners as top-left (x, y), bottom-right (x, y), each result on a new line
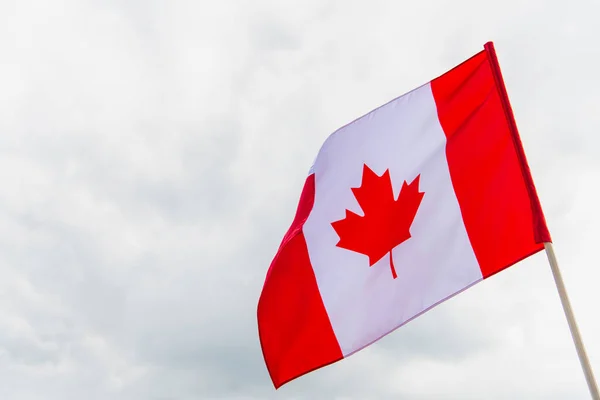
top-left (483, 41), bottom-right (551, 244)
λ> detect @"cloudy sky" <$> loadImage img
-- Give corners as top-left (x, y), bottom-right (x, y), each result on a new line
top-left (1, 0), bottom-right (599, 399)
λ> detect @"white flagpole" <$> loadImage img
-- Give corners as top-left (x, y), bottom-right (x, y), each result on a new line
top-left (544, 242), bottom-right (599, 399)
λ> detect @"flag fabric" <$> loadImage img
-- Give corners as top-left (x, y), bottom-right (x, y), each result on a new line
top-left (257, 42), bottom-right (551, 389)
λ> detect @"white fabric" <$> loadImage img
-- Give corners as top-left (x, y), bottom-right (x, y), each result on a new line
top-left (303, 83), bottom-right (483, 356)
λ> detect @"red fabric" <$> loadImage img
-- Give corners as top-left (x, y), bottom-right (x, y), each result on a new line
top-left (431, 43), bottom-right (550, 279)
top-left (484, 42), bottom-right (551, 244)
top-left (257, 174), bottom-right (343, 388)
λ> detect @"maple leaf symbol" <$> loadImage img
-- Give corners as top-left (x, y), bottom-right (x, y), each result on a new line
top-left (331, 164), bottom-right (425, 279)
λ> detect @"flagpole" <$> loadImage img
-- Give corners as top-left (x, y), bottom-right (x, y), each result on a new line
top-left (544, 242), bottom-right (599, 399)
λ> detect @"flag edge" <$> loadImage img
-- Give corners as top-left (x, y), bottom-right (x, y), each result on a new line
top-left (483, 41), bottom-right (552, 244)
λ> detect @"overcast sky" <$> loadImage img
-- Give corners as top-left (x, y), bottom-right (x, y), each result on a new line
top-left (1, 0), bottom-right (599, 399)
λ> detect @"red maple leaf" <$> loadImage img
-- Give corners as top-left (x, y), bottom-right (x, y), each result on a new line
top-left (331, 164), bottom-right (425, 279)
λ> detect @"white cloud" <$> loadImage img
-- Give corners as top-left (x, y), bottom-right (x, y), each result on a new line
top-left (0, 0), bottom-right (599, 398)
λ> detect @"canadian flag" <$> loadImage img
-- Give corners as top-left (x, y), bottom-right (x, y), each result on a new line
top-left (257, 42), bottom-right (551, 388)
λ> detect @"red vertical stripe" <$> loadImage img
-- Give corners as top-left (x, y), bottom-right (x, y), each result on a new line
top-left (430, 43), bottom-right (550, 278)
top-left (257, 174), bottom-right (343, 388)
top-left (484, 42), bottom-right (551, 244)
